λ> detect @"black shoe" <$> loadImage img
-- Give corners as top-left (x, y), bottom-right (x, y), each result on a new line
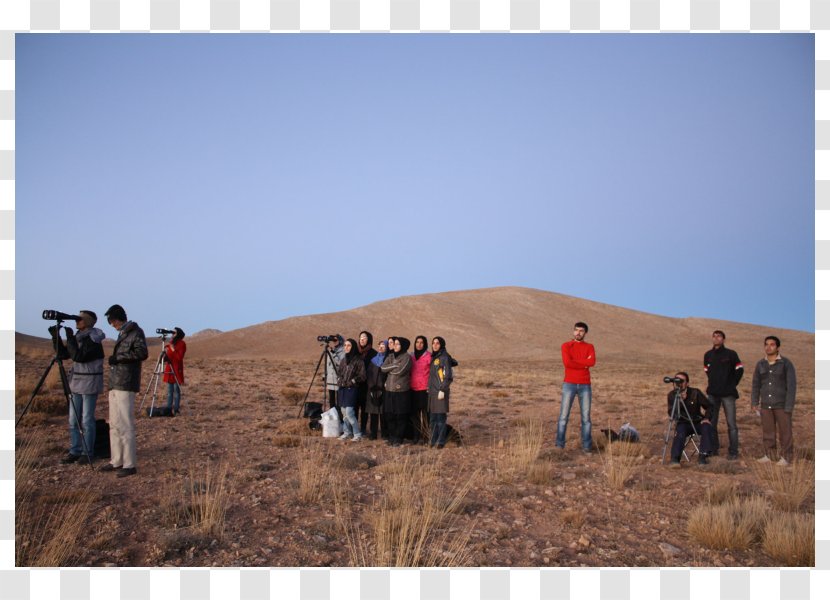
top-left (368, 434), bottom-right (377, 440)
top-left (99, 463), bottom-right (122, 472)
top-left (727, 454), bottom-right (738, 461)
top-left (60, 453), bottom-right (81, 464)
top-left (116, 467), bottom-right (137, 478)
top-left (698, 454), bottom-right (709, 465)
top-left (436, 444), bottom-right (445, 449)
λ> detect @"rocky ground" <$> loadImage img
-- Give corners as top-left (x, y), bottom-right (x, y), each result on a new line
top-left (14, 354), bottom-right (815, 567)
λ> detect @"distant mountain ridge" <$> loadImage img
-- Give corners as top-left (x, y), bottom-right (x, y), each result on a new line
top-left (168, 287), bottom-right (813, 364)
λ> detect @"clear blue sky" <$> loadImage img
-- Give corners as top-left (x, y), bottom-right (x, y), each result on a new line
top-left (15, 34), bottom-right (814, 337)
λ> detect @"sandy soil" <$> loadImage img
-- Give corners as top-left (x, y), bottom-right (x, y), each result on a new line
top-left (14, 351), bottom-right (815, 568)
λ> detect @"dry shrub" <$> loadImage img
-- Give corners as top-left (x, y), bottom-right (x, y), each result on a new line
top-left (297, 443), bottom-right (338, 503)
top-left (16, 436), bottom-right (95, 566)
top-left (494, 419), bottom-right (544, 481)
top-left (687, 496), bottom-right (769, 551)
top-left (527, 461), bottom-right (554, 485)
top-left (763, 513), bottom-right (814, 566)
top-left (599, 441), bottom-right (640, 489)
top-left (178, 462), bottom-right (230, 540)
top-left (280, 386), bottom-right (306, 405)
top-left (751, 460), bottom-right (814, 512)
top-left (794, 447), bottom-right (814, 462)
top-left (272, 435), bottom-right (302, 448)
top-left (705, 460), bottom-right (741, 475)
top-left (705, 481), bottom-right (739, 505)
top-left (336, 453), bottom-right (477, 567)
top-left (561, 509), bottom-right (586, 528)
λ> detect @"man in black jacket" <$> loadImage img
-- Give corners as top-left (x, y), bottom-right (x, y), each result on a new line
top-left (703, 330), bottom-right (744, 460)
top-left (100, 304), bottom-right (148, 478)
top-left (667, 372), bottom-right (715, 466)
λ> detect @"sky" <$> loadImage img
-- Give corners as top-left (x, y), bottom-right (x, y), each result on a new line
top-left (15, 33), bottom-right (814, 337)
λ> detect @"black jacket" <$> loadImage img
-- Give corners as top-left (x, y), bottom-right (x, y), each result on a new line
top-left (703, 346), bottom-right (744, 397)
top-left (109, 321), bottom-right (149, 392)
top-left (667, 386), bottom-right (712, 424)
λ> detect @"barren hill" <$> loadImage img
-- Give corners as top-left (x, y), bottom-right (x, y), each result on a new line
top-left (179, 287), bottom-right (812, 365)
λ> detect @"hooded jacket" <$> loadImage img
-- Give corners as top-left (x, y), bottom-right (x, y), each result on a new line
top-left (410, 336), bottom-right (431, 392)
top-left (325, 335), bottom-right (345, 390)
top-left (428, 339), bottom-right (454, 414)
top-left (109, 321), bottom-right (149, 392)
top-left (66, 327), bottom-right (106, 395)
top-left (381, 337), bottom-right (412, 392)
top-left (163, 338), bottom-right (187, 385)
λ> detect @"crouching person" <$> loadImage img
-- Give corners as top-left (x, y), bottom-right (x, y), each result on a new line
top-left (668, 372), bottom-right (715, 466)
top-left (101, 304), bottom-right (148, 477)
top-left (428, 337), bottom-right (454, 449)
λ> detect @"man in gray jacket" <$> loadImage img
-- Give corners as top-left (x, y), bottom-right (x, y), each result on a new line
top-left (58, 310), bottom-right (106, 464)
top-left (100, 304), bottom-right (148, 477)
top-left (751, 335), bottom-right (797, 466)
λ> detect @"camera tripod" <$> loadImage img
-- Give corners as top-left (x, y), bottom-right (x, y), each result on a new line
top-left (297, 343), bottom-right (337, 418)
top-left (16, 319), bottom-right (94, 469)
top-left (661, 386), bottom-right (701, 464)
top-left (139, 333), bottom-right (183, 416)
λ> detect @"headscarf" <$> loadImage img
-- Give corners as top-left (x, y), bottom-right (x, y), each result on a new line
top-left (344, 338), bottom-right (360, 364)
top-left (358, 330), bottom-right (374, 355)
top-left (173, 327), bottom-right (185, 342)
top-left (392, 336), bottom-right (411, 357)
top-left (432, 337), bottom-right (446, 354)
top-left (372, 340), bottom-right (387, 367)
top-left (413, 335), bottom-right (429, 360)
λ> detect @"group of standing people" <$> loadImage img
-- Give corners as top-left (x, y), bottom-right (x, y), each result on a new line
top-left (667, 329), bottom-right (797, 466)
top-left (323, 332), bottom-right (455, 448)
top-left (52, 304), bottom-right (186, 478)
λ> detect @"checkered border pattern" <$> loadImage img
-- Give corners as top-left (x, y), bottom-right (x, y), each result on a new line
top-left (0, 1), bottom-right (826, 599)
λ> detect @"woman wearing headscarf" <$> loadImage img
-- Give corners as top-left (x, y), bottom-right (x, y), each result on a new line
top-left (336, 338), bottom-right (367, 441)
top-left (428, 337), bottom-right (454, 449)
top-left (409, 335), bottom-right (431, 443)
top-left (380, 336), bottom-right (412, 447)
top-left (163, 327), bottom-right (187, 415)
top-left (356, 331), bottom-right (377, 435)
top-left (365, 338), bottom-right (388, 440)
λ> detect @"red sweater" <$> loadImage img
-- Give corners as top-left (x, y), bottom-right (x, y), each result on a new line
top-left (410, 351), bottom-right (431, 391)
top-left (163, 340), bottom-right (186, 385)
top-left (561, 340), bottom-right (596, 384)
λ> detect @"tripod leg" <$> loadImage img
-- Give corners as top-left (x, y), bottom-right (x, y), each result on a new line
top-left (16, 358), bottom-right (58, 427)
top-left (298, 349), bottom-right (326, 418)
top-left (138, 352), bottom-right (165, 414)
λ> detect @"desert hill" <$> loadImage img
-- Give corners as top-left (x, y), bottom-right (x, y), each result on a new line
top-left (181, 287), bottom-right (813, 365)
top-left (16, 287), bottom-right (813, 366)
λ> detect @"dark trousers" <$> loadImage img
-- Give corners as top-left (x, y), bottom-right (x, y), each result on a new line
top-left (708, 395), bottom-right (738, 457)
top-left (386, 413), bottom-right (407, 443)
top-left (671, 420), bottom-right (715, 461)
top-left (760, 408), bottom-right (793, 461)
top-left (367, 414), bottom-right (380, 439)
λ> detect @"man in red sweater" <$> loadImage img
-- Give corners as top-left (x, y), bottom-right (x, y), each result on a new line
top-left (555, 322), bottom-right (596, 453)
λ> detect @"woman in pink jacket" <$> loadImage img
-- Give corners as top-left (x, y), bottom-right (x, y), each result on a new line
top-left (409, 335), bottom-right (431, 443)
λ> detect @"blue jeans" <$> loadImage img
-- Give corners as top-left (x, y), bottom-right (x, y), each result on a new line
top-left (69, 393), bottom-right (97, 458)
top-left (708, 395), bottom-right (738, 457)
top-left (166, 383), bottom-right (181, 412)
top-left (341, 406), bottom-right (361, 438)
top-left (555, 383), bottom-right (592, 451)
top-left (430, 413), bottom-right (448, 446)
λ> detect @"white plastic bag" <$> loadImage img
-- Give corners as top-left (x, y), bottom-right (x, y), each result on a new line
top-left (320, 407), bottom-right (342, 438)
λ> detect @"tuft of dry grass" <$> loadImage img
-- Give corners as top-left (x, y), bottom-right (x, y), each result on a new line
top-left (751, 460), bottom-right (814, 512)
top-left (165, 462), bottom-right (230, 541)
top-left (526, 461), bottom-right (554, 485)
top-left (16, 436), bottom-right (95, 566)
top-left (336, 453), bottom-right (477, 567)
top-left (494, 419), bottom-right (544, 481)
top-left (296, 443), bottom-right (338, 504)
top-left (687, 495), bottom-right (769, 551)
top-left (763, 512), bottom-right (814, 566)
top-left (704, 481), bottom-right (739, 505)
top-left (598, 441), bottom-right (640, 489)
